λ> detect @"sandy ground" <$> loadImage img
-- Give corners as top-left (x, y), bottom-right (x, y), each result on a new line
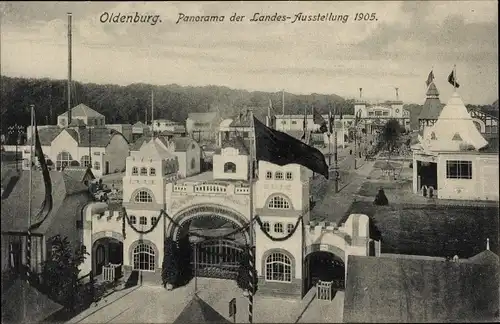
top-left (67, 278), bottom-right (344, 323)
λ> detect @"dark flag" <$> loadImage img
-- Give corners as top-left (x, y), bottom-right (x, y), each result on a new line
top-left (448, 69), bottom-right (460, 88)
top-left (253, 116), bottom-right (329, 179)
top-left (313, 108), bottom-right (327, 133)
top-left (300, 108), bottom-right (307, 141)
top-left (328, 110), bottom-right (334, 134)
top-left (33, 110), bottom-right (53, 224)
top-left (426, 70), bottom-right (434, 87)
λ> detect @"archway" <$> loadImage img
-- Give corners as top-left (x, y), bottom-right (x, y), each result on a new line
top-left (92, 237), bottom-right (123, 276)
top-left (304, 251), bottom-right (345, 294)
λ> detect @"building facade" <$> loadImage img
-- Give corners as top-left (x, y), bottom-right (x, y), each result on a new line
top-left (81, 136), bottom-right (381, 298)
top-left (412, 91), bottom-right (499, 201)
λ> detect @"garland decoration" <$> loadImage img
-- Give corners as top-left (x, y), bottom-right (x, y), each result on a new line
top-left (255, 214), bottom-right (303, 241)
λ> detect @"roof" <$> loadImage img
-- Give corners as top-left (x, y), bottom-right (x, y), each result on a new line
top-left (344, 255), bottom-right (499, 323)
top-left (76, 127), bottom-right (126, 147)
top-left (220, 118), bottom-right (233, 128)
top-left (1, 170), bottom-right (90, 234)
top-left (173, 294), bottom-right (230, 324)
top-left (229, 113), bottom-right (252, 127)
top-left (466, 249), bottom-right (499, 265)
top-left (188, 112), bottom-right (218, 123)
top-left (220, 136), bottom-right (249, 155)
top-left (130, 136), bottom-right (151, 151)
top-left (421, 92), bottom-right (489, 152)
top-left (63, 167), bottom-right (95, 182)
top-left (418, 83), bottom-right (444, 121)
top-left (59, 103), bottom-right (104, 118)
top-left (171, 137), bottom-right (196, 152)
top-left (133, 121), bottom-right (145, 127)
top-left (138, 139), bottom-right (177, 160)
top-left (36, 128), bottom-right (63, 146)
top-left (68, 119), bottom-right (86, 127)
top-left (1, 279), bottom-right (64, 323)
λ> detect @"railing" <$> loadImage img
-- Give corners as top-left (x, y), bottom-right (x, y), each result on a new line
top-left (317, 280), bottom-right (333, 301)
top-left (102, 263), bottom-right (122, 282)
top-left (194, 184), bottom-right (227, 193)
top-left (234, 187), bottom-right (249, 194)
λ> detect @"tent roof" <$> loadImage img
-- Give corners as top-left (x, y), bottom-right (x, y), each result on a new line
top-left (173, 294), bottom-right (230, 324)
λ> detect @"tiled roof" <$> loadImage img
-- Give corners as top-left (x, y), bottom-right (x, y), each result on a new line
top-left (76, 127), bottom-right (127, 147)
top-left (426, 82), bottom-right (440, 97)
top-left (59, 104), bottom-right (104, 118)
top-left (418, 82), bottom-right (444, 121)
top-left (68, 119), bottom-right (86, 127)
top-left (130, 136), bottom-right (151, 151)
top-left (344, 255), bottom-right (499, 323)
top-left (36, 128), bottom-right (63, 146)
top-left (173, 295), bottom-right (230, 324)
top-left (138, 139), bottom-right (176, 160)
top-left (63, 167), bottom-right (95, 182)
top-left (220, 136), bottom-right (249, 155)
top-left (1, 279), bottom-right (63, 323)
top-left (171, 137), bottom-right (196, 152)
top-left (1, 170), bottom-right (90, 234)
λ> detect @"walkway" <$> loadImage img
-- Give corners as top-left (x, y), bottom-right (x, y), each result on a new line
top-left (297, 291), bottom-right (344, 323)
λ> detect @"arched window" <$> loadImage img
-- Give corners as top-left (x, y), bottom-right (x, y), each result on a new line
top-left (265, 252), bottom-right (292, 282)
top-left (132, 167), bottom-right (138, 175)
top-left (80, 155), bottom-right (91, 168)
top-left (140, 167), bottom-right (147, 176)
top-left (133, 243), bottom-right (155, 271)
top-left (139, 216), bottom-right (147, 225)
top-left (266, 171), bottom-right (272, 180)
top-left (134, 190), bottom-right (153, 203)
top-left (285, 172), bottom-right (293, 180)
top-left (275, 171), bottom-right (283, 180)
top-left (274, 223), bottom-right (283, 233)
top-left (129, 215), bottom-right (137, 224)
top-left (56, 151), bottom-right (73, 170)
top-left (150, 168), bottom-right (156, 176)
top-left (287, 223), bottom-right (294, 234)
top-left (94, 161), bottom-right (100, 170)
top-left (268, 196), bottom-right (290, 209)
top-left (151, 217), bottom-right (157, 225)
top-left (262, 222), bottom-right (270, 232)
top-left (224, 162), bottom-right (237, 173)
top-left (191, 158), bottom-right (196, 170)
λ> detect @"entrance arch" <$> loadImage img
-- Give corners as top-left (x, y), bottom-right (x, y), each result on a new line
top-left (92, 237), bottom-right (123, 276)
top-left (170, 204), bottom-right (250, 281)
top-left (303, 244), bottom-right (346, 296)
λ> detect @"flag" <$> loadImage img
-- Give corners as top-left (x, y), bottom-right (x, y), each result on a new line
top-left (354, 110), bottom-right (362, 126)
top-left (33, 109), bottom-right (53, 223)
top-left (253, 116), bottom-right (329, 179)
top-left (448, 69), bottom-right (460, 88)
top-left (426, 70), bottom-right (434, 87)
top-left (313, 108), bottom-right (327, 133)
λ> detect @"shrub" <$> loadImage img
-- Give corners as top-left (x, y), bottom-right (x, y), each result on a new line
top-left (373, 188), bottom-right (389, 206)
top-left (161, 237), bottom-right (179, 288)
top-left (236, 247), bottom-right (258, 293)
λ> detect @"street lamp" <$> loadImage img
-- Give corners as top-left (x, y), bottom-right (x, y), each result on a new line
top-left (189, 235), bottom-right (204, 295)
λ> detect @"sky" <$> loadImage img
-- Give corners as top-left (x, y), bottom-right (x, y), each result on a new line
top-left (1, 1), bottom-right (498, 104)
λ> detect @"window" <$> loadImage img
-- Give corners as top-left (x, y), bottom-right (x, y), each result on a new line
top-left (151, 217), bottom-right (157, 225)
top-left (291, 121), bottom-right (297, 125)
top-left (93, 161), bottom-right (100, 170)
top-left (140, 167), bottom-right (147, 176)
top-left (132, 167), bottom-right (138, 175)
top-left (150, 168), bottom-right (156, 176)
top-left (281, 121), bottom-right (286, 124)
top-left (262, 222), bottom-right (270, 232)
top-left (133, 243), bottom-right (155, 271)
top-left (275, 171), bottom-right (283, 180)
top-left (134, 190), bottom-right (153, 203)
top-left (274, 223), bottom-right (283, 233)
top-left (287, 223), bottom-right (294, 234)
top-left (80, 155), bottom-right (91, 168)
top-left (191, 158), bottom-right (196, 170)
top-left (56, 151), bottom-right (73, 170)
top-left (242, 132), bottom-right (249, 138)
top-left (139, 216), bottom-right (147, 225)
top-left (265, 252), bottom-right (292, 282)
top-left (266, 171), bottom-right (272, 180)
top-left (129, 215), bottom-right (137, 224)
top-left (285, 172), bottom-right (293, 180)
top-left (382, 111), bottom-right (389, 116)
top-left (446, 160), bottom-right (472, 179)
top-left (224, 162), bottom-right (237, 173)
top-left (268, 196), bottom-right (290, 209)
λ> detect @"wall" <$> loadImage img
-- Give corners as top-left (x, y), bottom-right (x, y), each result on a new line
top-left (437, 153), bottom-right (499, 201)
top-left (175, 152), bottom-right (188, 178)
top-left (51, 130), bottom-right (79, 163)
top-left (105, 124), bottom-right (133, 142)
top-left (184, 141), bottom-right (201, 177)
top-left (212, 149), bottom-right (248, 181)
top-left (105, 134), bottom-right (130, 174)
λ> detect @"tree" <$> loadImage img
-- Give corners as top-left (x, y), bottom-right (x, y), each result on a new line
top-left (380, 119), bottom-right (402, 160)
top-left (236, 247), bottom-right (258, 295)
top-left (161, 237), bottom-right (179, 290)
top-left (41, 235), bottom-right (88, 310)
top-left (373, 188), bottom-right (389, 206)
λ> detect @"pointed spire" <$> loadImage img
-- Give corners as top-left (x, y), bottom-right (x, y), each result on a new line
top-left (426, 82), bottom-right (440, 98)
top-left (486, 238), bottom-right (490, 251)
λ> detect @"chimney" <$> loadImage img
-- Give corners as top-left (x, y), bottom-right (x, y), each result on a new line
top-left (395, 87), bottom-right (399, 101)
top-left (359, 88), bottom-right (363, 99)
top-left (487, 238), bottom-right (490, 251)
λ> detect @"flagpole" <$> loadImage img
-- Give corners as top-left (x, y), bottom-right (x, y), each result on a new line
top-left (248, 111), bottom-right (256, 324)
top-left (333, 104), bottom-right (338, 193)
top-left (151, 89), bottom-right (155, 136)
top-left (27, 104), bottom-right (34, 280)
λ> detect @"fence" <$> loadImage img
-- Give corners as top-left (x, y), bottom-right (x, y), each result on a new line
top-left (316, 280), bottom-right (333, 301)
top-left (102, 263), bottom-right (122, 282)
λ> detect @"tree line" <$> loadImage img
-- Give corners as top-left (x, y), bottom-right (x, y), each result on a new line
top-left (0, 75), bottom-right (353, 130)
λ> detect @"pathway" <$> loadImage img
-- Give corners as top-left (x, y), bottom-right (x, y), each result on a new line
top-left (297, 291), bottom-right (345, 323)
